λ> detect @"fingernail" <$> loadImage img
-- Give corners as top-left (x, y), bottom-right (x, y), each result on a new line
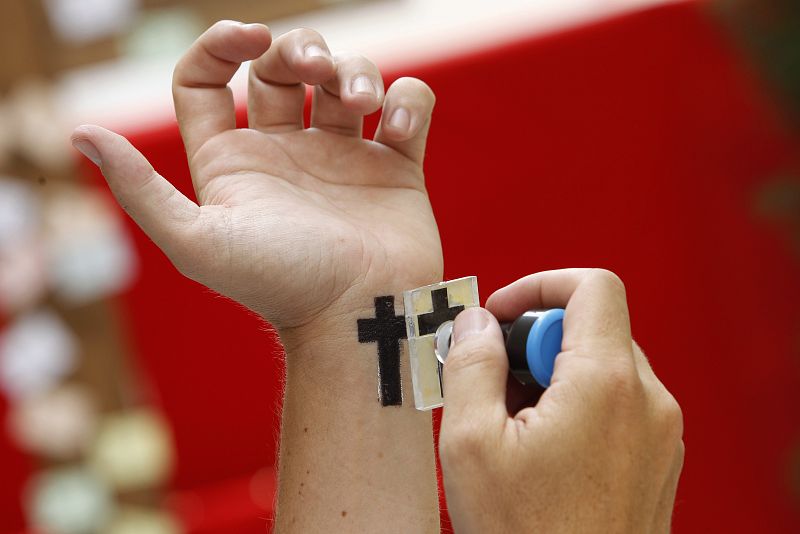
top-left (351, 76), bottom-right (375, 97)
top-left (452, 308), bottom-right (490, 345)
top-left (72, 138), bottom-right (101, 167)
top-left (388, 107), bottom-right (410, 132)
top-left (304, 44), bottom-right (328, 60)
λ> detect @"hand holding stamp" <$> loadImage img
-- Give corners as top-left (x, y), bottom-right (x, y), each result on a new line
top-left (402, 276), bottom-right (565, 410)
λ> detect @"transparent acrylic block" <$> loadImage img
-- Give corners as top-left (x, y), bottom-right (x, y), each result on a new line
top-left (403, 276), bottom-right (480, 410)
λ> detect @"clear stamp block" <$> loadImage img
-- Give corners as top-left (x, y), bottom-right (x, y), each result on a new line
top-left (403, 276), bottom-right (480, 410)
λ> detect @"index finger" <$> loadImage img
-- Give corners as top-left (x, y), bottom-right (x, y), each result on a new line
top-left (172, 21), bottom-right (271, 164)
top-left (485, 268), bottom-right (632, 358)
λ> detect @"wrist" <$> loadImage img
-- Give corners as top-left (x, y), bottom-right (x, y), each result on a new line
top-left (277, 270), bottom-right (442, 405)
top-left (277, 270), bottom-right (441, 355)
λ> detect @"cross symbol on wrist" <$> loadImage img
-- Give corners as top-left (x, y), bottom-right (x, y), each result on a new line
top-left (357, 296), bottom-right (407, 407)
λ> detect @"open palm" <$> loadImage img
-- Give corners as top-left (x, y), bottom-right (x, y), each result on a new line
top-left (72, 22), bottom-right (443, 329)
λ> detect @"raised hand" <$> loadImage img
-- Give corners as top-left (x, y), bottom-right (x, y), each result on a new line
top-left (71, 21), bottom-right (442, 331)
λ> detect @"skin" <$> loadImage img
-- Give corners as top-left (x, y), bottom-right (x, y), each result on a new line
top-left (72, 21), bottom-right (441, 533)
top-left (440, 269), bottom-right (685, 533)
top-left (71, 21), bottom-right (684, 534)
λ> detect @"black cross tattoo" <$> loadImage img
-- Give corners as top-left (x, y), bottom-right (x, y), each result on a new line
top-left (357, 296), bottom-right (407, 406)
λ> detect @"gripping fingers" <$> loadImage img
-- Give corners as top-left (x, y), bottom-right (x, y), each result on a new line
top-left (441, 307), bottom-right (510, 443)
top-left (486, 268), bottom-right (633, 359)
top-left (173, 21), bottom-right (272, 161)
top-left (374, 77), bottom-right (436, 165)
top-left (248, 28), bottom-right (336, 132)
top-left (310, 53), bottom-right (384, 137)
top-left (71, 125), bottom-right (200, 266)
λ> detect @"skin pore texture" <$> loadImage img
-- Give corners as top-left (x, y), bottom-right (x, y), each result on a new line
top-left (71, 20), bottom-right (684, 534)
top-left (72, 21), bottom-right (442, 532)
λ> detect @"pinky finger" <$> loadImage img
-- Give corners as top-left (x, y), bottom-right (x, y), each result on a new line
top-left (374, 77), bottom-right (435, 166)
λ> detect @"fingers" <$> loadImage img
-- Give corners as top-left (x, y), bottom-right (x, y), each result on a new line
top-left (173, 21), bottom-right (271, 161)
top-left (441, 307), bottom-right (510, 434)
top-left (248, 28), bottom-right (335, 132)
top-left (177, 22), bottom-right (435, 167)
top-left (70, 125), bottom-right (200, 262)
top-left (486, 269), bottom-right (632, 359)
top-left (374, 77), bottom-right (436, 165)
top-left (247, 27), bottom-right (434, 160)
top-left (310, 53), bottom-right (384, 137)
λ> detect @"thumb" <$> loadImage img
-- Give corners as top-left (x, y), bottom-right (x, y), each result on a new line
top-left (70, 125), bottom-right (200, 264)
top-left (442, 307), bottom-right (509, 431)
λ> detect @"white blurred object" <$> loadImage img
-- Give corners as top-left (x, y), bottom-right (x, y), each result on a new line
top-left (0, 309), bottom-right (78, 400)
top-left (106, 506), bottom-right (183, 534)
top-left (27, 467), bottom-right (114, 534)
top-left (0, 178), bottom-right (40, 251)
top-left (0, 179), bottom-right (47, 313)
top-left (90, 409), bottom-right (174, 491)
top-left (8, 384), bottom-right (97, 460)
top-left (44, 187), bottom-right (137, 305)
top-left (43, 0), bottom-right (139, 44)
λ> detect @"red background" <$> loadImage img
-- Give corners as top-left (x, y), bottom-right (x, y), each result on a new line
top-left (2, 1), bottom-right (799, 532)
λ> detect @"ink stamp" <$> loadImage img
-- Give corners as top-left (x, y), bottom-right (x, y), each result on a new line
top-left (403, 276), bottom-right (479, 410)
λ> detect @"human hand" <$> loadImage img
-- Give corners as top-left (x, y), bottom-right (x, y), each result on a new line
top-left (71, 22), bottom-right (442, 333)
top-left (439, 269), bottom-right (684, 533)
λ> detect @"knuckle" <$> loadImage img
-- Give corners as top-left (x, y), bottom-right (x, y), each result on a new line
top-left (333, 53), bottom-right (382, 87)
top-left (589, 268), bottom-right (626, 294)
top-left (676, 439), bottom-right (686, 466)
top-left (210, 20), bottom-right (237, 33)
top-left (287, 27), bottom-right (324, 45)
top-left (598, 361), bottom-right (643, 403)
top-left (658, 393), bottom-right (685, 440)
top-left (334, 51), bottom-right (371, 66)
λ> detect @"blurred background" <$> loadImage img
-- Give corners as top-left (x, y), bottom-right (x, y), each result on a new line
top-left (0, 0), bottom-right (798, 532)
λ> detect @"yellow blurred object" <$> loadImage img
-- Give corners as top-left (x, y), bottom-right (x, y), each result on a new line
top-left (105, 506), bottom-right (183, 534)
top-left (89, 408), bottom-right (174, 491)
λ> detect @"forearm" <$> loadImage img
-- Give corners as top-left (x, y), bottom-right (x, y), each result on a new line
top-left (274, 297), bottom-right (440, 533)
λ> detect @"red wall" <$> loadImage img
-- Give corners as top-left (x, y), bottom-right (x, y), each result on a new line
top-left (2, 1), bottom-right (799, 532)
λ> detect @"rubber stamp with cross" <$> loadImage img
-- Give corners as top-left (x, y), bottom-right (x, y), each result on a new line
top-left (403, 277), bottom-right (480, 410)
